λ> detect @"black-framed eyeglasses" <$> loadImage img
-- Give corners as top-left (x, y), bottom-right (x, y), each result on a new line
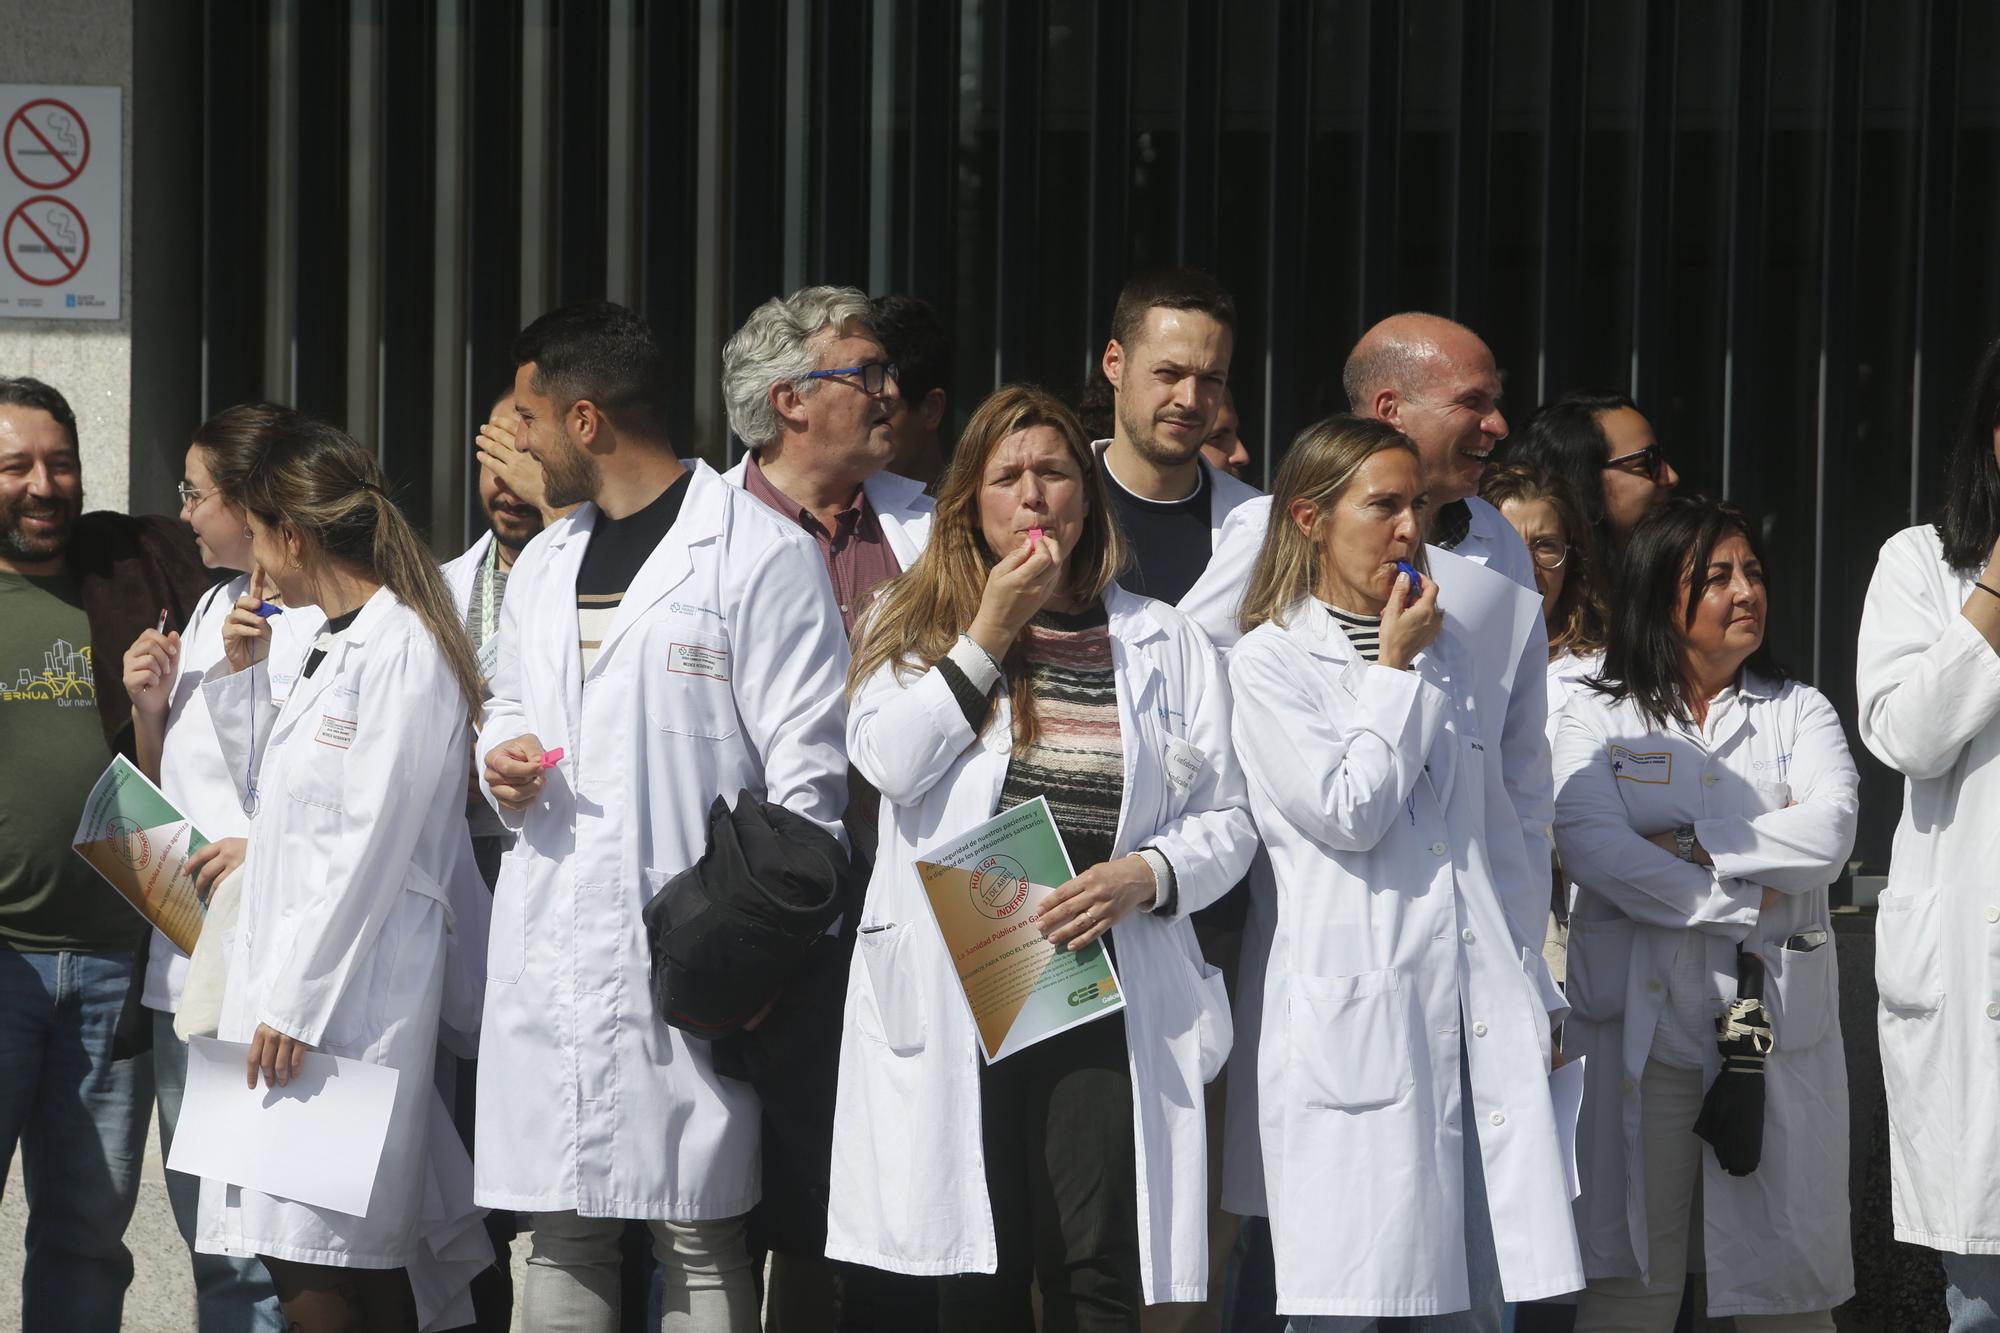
top-left (1527, 537), bottom-right (1570, 571)
top-left (176, 481), bottom-right (213, 508)
top-left (1603, 443), bottom-right (1668, 479)
top-left (802, 361), bottom-right (900, 395)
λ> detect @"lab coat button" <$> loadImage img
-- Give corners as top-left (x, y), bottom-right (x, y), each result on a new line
top-left (1986, 906), bottom-right (1999, 924)
top-left (1430, 841), bottom-right (1447, 856)
top-left (1460, 928), bottom-right (1475, 943)
top-left (1621, 1078), bottom-right (1636, 1095)
top-left (1987, 1001), bottom-right (2000, 1021)
top-left (1702, 773), bottom-right (1719, 787)
top-left (1646, 978), bottom-right (1662, 994)
top-left (1472, 1021), bottom-right (1489, 1037)
top-left (1489, 1111), bottom-right (1505, 1127)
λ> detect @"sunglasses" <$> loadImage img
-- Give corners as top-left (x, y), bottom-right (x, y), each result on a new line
top-left (1602, 443), bottom-right (1669, 479)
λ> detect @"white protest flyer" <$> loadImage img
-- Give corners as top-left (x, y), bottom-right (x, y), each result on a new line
top-left (72, 754), bottom-right (208, 955)
top-left (167, 1036), bottom-right (401, 1217)
top-left (913, 796), bottom-right (1125, 1063)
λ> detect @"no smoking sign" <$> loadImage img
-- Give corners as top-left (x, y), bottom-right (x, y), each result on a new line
top-left (0, 84), bottom-right (119, 320)
top-left (5, 195), bottom-right (88, 286)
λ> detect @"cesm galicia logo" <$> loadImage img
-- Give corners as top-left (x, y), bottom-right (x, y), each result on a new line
top-left (967, 853), bottom-right (1030, 921)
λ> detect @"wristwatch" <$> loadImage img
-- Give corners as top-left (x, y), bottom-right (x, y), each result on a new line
top-left (1674, 823), bottom-right (1697, 861)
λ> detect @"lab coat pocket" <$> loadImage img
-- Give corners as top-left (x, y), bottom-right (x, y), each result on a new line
top-left (1564, 912), bottom-right (1634, 1022)
top-left (647, 625), bottom-right (740, 740)
top-left (857, 922), bottom-right (927, 1055)
top-left (1875, 885), bottom-right (1945, 1015)
top-left (1170, 928), bottom-right (1232, 1083)
top-left (487, 877), bottom-right (526, 985)
top-left (1288, 969), bottom-right (1413, 1111)
top-left (1762, 935), bottom-right (1835, 1050)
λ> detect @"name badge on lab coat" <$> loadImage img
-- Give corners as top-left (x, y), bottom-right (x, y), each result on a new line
top-left (1609, 745), bottom-right (1672, 784)
top-left (1164, 736), bottom-right (1206, 796)
top-left (477, 633), bottom-right (501, 679)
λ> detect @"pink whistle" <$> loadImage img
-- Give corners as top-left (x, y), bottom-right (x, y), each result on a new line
top-left (1027, 527), bottom-right (1044, 547)
top-left (539, 748), bottom-right (564, 769)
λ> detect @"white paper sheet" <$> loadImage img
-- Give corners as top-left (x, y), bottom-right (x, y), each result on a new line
top-left (1550, 1055), bottom-right (1587, 1201)
top-left (167, 1035), bottom-right (400, 1217)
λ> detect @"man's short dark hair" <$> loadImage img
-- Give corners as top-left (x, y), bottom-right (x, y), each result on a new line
top-left (0, 376), bottom-right (79, 450)
top-left (869, 294), bottom-right (954, 406)
top-left (510, 300), bottom-right (672, 441)
top-left (1108, 268), bottom-right (1237, 352)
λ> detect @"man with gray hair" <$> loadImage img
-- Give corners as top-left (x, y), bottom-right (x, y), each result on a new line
top-left (718, 286), bottom-right (938, 1330)
top-left (720, 285), bottom-right (932, 632)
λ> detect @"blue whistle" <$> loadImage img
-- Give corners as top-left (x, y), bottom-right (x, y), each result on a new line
top-left (1394, 560), bottom-right (1424, 594)
top-left (253, 602), bottom-right (284, 618)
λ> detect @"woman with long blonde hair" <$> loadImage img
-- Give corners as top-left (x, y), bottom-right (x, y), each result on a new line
top-left (1227, 414), bottom-right (1583, 1327)
top-left (826, 384), bottom-right (1257, 1328)
top-left (193, 416), bottom-right (490, 1332)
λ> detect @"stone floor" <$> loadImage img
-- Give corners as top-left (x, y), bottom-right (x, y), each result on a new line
top-left (0, 1121), bottom-right (534, 1332)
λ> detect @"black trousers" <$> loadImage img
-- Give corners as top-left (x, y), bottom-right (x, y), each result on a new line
top-left (936, 1011), bottom-right (1140, 1333)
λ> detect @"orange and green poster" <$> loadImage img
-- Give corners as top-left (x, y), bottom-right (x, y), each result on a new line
top-left (72, 755), bottom-right (208, 954)
top-left (914, 796), bottom-right (1124, 1063)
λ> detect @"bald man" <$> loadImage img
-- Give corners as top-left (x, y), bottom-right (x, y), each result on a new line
top-left (1190, 318), bottom-right (1558, 1333)
top-left (1340, 312), bottom-right (1531, 583)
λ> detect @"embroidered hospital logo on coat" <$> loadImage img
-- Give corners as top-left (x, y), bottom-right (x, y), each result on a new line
top-left (1609, 745), bottom-right (1673, 784)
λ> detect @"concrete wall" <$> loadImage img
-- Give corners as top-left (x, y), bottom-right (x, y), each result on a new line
top-left (0, 0), bottom-right (134, 514)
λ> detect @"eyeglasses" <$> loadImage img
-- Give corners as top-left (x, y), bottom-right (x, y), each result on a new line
top-left (1603, 443), bottom-right (1669, 479)
top-left (1527, 537), bottom-right (1571, 571)
top-left (802, 361), bottom-right (900, 396)
top-left (176, 481), bottom-right (213, 508)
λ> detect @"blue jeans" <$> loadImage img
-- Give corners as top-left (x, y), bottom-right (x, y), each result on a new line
top-left (0, 947), bottom-right (153, 1333)
top-left (1945, 1252), bottom-right (2000, 1332)
top-left (151, 1009), bottom-right (285, 1331)
top-left (1285, 1054), bottom-right (1504, 1333)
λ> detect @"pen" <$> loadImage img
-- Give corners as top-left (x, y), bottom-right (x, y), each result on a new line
top-left (155, 608), bottom-right (168, 635)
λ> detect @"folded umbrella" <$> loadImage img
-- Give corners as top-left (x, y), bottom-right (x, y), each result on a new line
top-left (1694, 948), bottom-right (1773, 1177)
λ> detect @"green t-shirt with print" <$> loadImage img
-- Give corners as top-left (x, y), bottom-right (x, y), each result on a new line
top-left (0, 571), bottom-right (143, 951)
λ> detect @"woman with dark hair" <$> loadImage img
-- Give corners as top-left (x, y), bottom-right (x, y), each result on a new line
top-left (118, 403), bottom-right (323, 1329)
top-left (1554, 497), bottom-right (1856, 1330)
top-left (1857, 336), bottom-right (2000, 1330)
top-left (1511, 392), bottom-right (1680, 571)
top-left (827, 384), bottom-right (1256, 1328)
top-left (191, 417), bottom-right (490, 1332)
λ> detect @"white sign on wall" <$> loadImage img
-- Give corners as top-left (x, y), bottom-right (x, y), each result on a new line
top-left (0, 84), bottom-right (121, 321)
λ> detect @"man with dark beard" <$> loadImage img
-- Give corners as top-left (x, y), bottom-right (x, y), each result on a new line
top-left (1093, 268), bottom-right (1261, 607)
top-left (0, 376), bottom-right (208, 1330)
top-left (440, 386), bottom-right (575, 1333)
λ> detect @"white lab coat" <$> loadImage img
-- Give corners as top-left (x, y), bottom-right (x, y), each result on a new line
top-left (144, 575), bottom-right (322, 1012)
top-left (1545, 649), bottom-right (1602, 750)
top-left (475, 460), bottom-right (851, 1220)
top-left (1857, 522), bottom-right (2000, 1254)
top-left (1228, 599), bottom-right (1581, 1316)
top-left (440, 530), bottom-right (494, 612)
top-left (823, 585), bottom-right (1258, 1303)
top-left (720, 457), bottom-right (936, 572)
top-left (1216, 539), bottom-right (1556, 1221)
top-left (1553, 675), bottom-right (1857, 1316)
top-left (194, 589), bottom-right (491, 1325)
